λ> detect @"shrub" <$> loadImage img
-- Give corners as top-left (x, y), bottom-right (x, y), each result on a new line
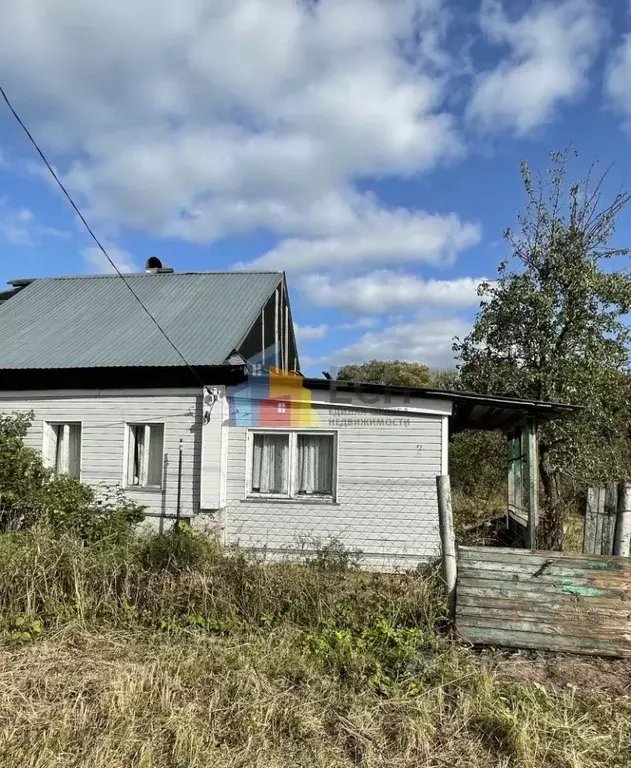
top-left (138, 524), bottom-right (222, 573)
top-left (0, 412), bottom-right (144, 542)
top-left (303, 537), bottom-right (363, 571)
top-left (305, 618), bottom-right (427, 691)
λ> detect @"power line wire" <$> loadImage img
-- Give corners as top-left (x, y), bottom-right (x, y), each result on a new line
top-left (0, 83), bottom-right (207, 389)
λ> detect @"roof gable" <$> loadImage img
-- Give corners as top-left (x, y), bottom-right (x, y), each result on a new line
top-left (0, 271), bottom-right (283, 370)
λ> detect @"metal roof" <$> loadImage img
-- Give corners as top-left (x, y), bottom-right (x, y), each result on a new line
top-left (0, 271), bottom-right (282, 369)
top-left (304, 378), bottom-right (580, 432)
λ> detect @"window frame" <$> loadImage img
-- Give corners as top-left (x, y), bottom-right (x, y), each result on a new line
top-left (123, 422), bottom-right (166, 491)
top-left (43, 421), bottom-right (83, 479)
top-left (246, 429), bottom-right (338, 502)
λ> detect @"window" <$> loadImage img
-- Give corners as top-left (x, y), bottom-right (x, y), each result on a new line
top-left (249, 431), bottom-right (336, 499)
top-left (45, 423), bottom-right (82, 478)
top-left (126, 424), bottom-right (164, 487)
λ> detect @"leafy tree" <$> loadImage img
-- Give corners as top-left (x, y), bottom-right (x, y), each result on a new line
top-left (456, 149), bottom-right (631, 548)
top-left (334, 360), bottom-right (434, 388)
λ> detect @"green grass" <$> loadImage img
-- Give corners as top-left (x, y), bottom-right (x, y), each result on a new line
top-left (0, 528), bottom-right (628, 768)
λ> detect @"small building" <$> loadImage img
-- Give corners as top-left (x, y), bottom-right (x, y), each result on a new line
top-left (0, 267), bottom-right (574, 568)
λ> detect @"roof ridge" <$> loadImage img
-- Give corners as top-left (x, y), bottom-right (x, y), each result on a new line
top-left (7, 270), bottom-right (283, 285)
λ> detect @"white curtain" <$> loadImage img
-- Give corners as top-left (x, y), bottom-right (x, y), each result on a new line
top-left (128, 424), bottom-right (164, 486)
top-left (147, 425), bottom-right (164, 486)
top-left (251, 434), bottom-right (288, 493)
top-left (67, 424), bottom-right (82, 478)
top-left (52, 423), bottom-right (81, 478)
top-left (297, 434), bottom-right (334, 495)
top-left (54, 424), bottom-right (69, 475)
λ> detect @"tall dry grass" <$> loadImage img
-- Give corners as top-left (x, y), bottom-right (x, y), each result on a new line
top-left (0, 627), bottom-right (629, 768)
top-left (0, 529), bottom-right (628, 768)
top-left (0, 528), bottom-right (441, 632)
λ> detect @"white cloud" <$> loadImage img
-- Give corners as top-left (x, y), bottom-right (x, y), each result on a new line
top-left (318, 316), bottom-right (470, 369)
top-left (245, 201), bottom-right (481, 272)
top-left (300, 270), bottom-right (486, 313)
top-left (295, 323), bottom-right (329, 341)
top-left (468, 0), bottom-right (604, 135)
top-left (606, 34), bottom-right (631, 125)
top-left (0, 0), bottom-right (461, 246)
top-left (340, 317), bottom-right (379, 330)
top-left (82, 245), bottom-right (138, 274)
top-left (0, 198), bottom-right (69, 245)
top-left (0, 202), bottom-right (35, 245)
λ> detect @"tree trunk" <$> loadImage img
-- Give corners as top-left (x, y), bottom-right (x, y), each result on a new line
top-left (539, 448), bottom-right (564, 550)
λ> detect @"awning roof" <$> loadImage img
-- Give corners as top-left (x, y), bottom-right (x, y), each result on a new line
top-left (304, 379), bottom-right (579, 433)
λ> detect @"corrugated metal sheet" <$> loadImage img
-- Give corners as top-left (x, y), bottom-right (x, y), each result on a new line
top-left (456, 546), bottom-right (631, 657)
top-left (0, 271), bottom-right (282, 369)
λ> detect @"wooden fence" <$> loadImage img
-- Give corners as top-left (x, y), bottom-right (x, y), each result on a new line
top-left (436, 475), bottom-right (631, 658)
top-left (455, 545), bottom-right (631, 657)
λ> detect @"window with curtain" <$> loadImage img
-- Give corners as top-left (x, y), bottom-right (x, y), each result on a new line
top-left (46, 423), bottom-right (82, 478)
top-left (296, 434), bottom-right (334, 496)
top-left (249, 431), bottom-right (336, 499)
top-left (251, 433), bottom-right (289, 494)
top-left (127, 424), bottom-right (164, 487)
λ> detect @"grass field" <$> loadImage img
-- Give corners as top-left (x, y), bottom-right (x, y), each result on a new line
top-left (0, 528), bottom-right (628, 768)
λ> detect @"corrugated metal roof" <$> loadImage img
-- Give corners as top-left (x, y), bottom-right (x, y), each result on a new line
top-left (0, 271), bottom-right (282, 369)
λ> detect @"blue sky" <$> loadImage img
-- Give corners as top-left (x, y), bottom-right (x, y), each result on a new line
top-left (1, 0), bottom-right (630, 376)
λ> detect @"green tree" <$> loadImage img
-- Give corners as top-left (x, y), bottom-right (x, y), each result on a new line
top-left (335, 360), bottom-right (434, 388)
top-left (456, 150), bottom-right (631, 548)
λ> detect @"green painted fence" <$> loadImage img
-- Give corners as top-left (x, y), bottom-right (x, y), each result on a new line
top-left (456, 546), bottom-right (631, 657)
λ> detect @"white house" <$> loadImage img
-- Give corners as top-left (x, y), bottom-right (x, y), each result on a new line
top-left (0, 266), bottom-right (574, 568)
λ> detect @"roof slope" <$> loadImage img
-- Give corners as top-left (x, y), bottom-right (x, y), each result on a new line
top-left (0, 271), bottom-right (282, 369)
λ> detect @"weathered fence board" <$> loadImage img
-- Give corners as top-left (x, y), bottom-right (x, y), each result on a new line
top-left (456, 546), bottom-right (631, 657)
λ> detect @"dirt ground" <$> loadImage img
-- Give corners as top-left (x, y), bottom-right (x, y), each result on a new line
top-left (483, 649), bottom-right (631, 697)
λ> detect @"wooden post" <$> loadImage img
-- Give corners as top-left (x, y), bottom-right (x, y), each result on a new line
top-left (585, 487), bottom-right (599, 555)
top-left (602, 481), bottom-right (618, 555)
top-left (613, 482), bottom-right (631, 557)
top-left (436, 474), bottom-right (457, 621)
top-left (507, 429), bottom-right (524, 524)
top-left (524, 418), bottom-right (538, 550)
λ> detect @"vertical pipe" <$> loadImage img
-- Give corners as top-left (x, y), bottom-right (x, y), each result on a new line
top-left (613, 483), bottom-right (631, 557)
top-left (261, 307), bottom-right (265, 369)
top-left (436, 474), bottom-right (457, 622)
top-left (274, 287), bottom-right (279, 369)
top-left (283, 297), bottom-right (289, 372)
top-left (175, 438), bottom-right (183, 531)
top-left (524, 418), bottom-right (539, 550)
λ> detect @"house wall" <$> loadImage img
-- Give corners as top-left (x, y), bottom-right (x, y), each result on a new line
top-left (0, 389), bottom-right (203, 526)
top-left (221, 391), bottom-right (451, 570)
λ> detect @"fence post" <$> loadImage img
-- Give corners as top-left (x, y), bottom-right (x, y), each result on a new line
top-left (524, 418), bottom-right (538, 550)
top-left (613, 483), bottom-right (631, 557)
top-left (436, 474), bottom-right (457, 622)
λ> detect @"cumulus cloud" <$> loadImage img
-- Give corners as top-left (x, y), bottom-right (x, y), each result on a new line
top-left (606, 33), bottom-right (631, 126)
top-left (244, 201), bottom-right (481, 272)
top-left (319, 316), bottom-right (470, 369)
top-left (468, 0), bottom-right (604, 135)
top-left (82, 246), bottom-right (138, 274)
top-left (299, 271), bottom-right (486, 313)
top-left (0, 0), bottom-right (461, 248)
top-left (295, 323), bottom-right (329, 341)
